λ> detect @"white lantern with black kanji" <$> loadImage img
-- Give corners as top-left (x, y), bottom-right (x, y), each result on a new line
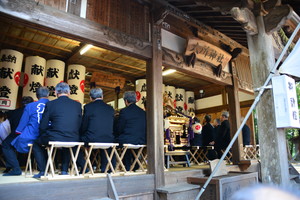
top-left (0, 49), bottom-right (23, 110)
top-left (23, 56), bottom-right (46, 101)
top-left (185, 91), bottom-right (195, 115)
top-left (67, 64), bottom-right (85, 104)
top-left (45, 59), bottom-right (65, 100)
top-left (175, 88), bottom-right (186, 114)
top-left (135, 79), bottom-right (146, 109)
top-left (165, 85), bottom-right (176, 109)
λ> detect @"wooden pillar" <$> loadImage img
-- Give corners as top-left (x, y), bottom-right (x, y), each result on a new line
top-left (221, 88), bottom-right (227, 105)
top-left (146, 22), bottom-right (165, 198)
top-left (247, 16), bottom-right (290, 186)
top-left (226, 62), bottom-right (242, 164)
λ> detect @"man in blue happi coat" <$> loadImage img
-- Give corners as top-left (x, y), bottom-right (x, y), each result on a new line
top-left (3, 87), bottom-right (49, 176)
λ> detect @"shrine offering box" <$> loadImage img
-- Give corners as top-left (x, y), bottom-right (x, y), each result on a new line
top-left (187, 172), bottom-right (258, 200)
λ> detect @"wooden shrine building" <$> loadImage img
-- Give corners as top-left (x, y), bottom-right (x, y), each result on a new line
top-left (0, 0), bottom-right (299, 199)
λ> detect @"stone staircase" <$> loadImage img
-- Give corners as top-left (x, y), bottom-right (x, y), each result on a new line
top-left (156, 169), bottom-right (205, 200)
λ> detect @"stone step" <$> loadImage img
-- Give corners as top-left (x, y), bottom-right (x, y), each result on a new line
top-left (118, 191), bottom-right (153, 200)
top-left (157, 183), bottom-right (201, 200)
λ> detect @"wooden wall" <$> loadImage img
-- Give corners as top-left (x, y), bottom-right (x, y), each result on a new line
top-left (38, 0), bottom-right (150, 41)
top-left (86, 0), bottom-right (150, 41)
top-left (38, 0), bottom-right (66, 11)
top-left (87, 0), bottom-right (149, 40)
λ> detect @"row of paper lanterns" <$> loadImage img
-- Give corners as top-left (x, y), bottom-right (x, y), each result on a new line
top-left (135, 79), bottom-right (195, 114)
top-left (0, 49), bottom-right (86, 110)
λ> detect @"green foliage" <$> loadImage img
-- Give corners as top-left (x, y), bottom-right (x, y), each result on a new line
top-left (286, 82), bottom-right (300, 157)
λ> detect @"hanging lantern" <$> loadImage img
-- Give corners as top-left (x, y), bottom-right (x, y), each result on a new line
top-left (23, 56), bottom-right (46, 101)
top-left (165, 85), bottom-right (176, 108)
top-left (0, 49), bottom-right (23, 110)
top-left (135, 79), bottom-right (147, 109)
top-left (67, 64), bottom-right (86, 104)
top-left (175, 88), bottom-right (186, 114)
top-left (185, 91), bottom-right (195, 115)
top-left (45, 59), bottom-right (65, 100)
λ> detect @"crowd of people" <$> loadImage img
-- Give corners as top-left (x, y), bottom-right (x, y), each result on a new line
top-left (191, 111), bottom-right (251, 161)
top-left (0, 81), bottom-right (252, 178)
top-left (0, 82), bottom-right (146, 178)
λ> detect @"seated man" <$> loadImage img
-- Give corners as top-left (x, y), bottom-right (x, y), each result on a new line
top-left (32, 82), bottom-right (82, 178)
top-left (80, 88), bottom-right (115, 172)
top-left (2, 96), bottom-right (34, 176)
top-left (116, 91), bottom-right (146, 171)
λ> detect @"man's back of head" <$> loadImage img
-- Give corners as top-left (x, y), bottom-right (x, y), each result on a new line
top-left (36, 87), bottom-right (49, 99)
top-left (55, 82), bottom-right (70, 96)
top-left (90, 88), bottom-right (103, 100)
top-left (123, 91), bottom-right (136, 106)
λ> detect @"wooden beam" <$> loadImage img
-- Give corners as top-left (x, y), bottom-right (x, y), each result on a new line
top-left (0, 0), bottom-right (151, 60)
top-left (193, 84), bottom-right (224, 98)
top-left (146, 22), bottom-right (165, 198)
top-left (226, 62), bottom-right (242, 164)
top-left (195, 100), bottom-right (254, 114)
top-left (161, 2), bottom-right (249, 55)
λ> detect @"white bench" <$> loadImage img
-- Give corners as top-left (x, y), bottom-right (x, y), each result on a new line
top-left (116, 144), bottom-right (147, 172)
top-left (25, 144), bottom-right (33, 177)
top-left (82, 143), bottom-right (119, 175)
top-left (44, 141), bottom-right (84, 178)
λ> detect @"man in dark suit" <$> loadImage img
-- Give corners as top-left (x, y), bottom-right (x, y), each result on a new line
top-left (202, 115), bottom-right (217, 160)
top-left (216, 111), bottom-right (231, 159)
top-left (2, 96), bottom-right (33, 175)
top-left (80, 87), bottom-right (115, 172)
top-left (32, 82), bottom-right (82, 178)
top-left (241, 117), bottom-right (251, 146)
top-left (117, 91), bottom-right (146, 171)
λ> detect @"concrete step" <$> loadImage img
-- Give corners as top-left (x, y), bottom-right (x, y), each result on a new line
top-left (157, 183), bottom-right (201, 200)
top-left (118, 191), bottom-right (153, 200)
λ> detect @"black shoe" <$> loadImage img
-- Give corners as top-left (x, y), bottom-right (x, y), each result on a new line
top-left (33, 172), bottom-right (45, 178)
top-left (3, 168), bottom-right (11, 173)
top-left (3, 168), bottom-right (22, 176)
top-left (79, 168), bottom-right (89, 174)
top-left (61, 171), bottom-right (68, 175)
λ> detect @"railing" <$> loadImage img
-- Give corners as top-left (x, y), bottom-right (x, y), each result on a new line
top-left (241, 145), bottom-right (260, 160)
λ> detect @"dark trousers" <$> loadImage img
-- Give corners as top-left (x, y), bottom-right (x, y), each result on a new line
top-left (123, 150), bottom-right (139, 171)
top-left (2, 134), bottom-right (20, 170)
top-left (33, 140), bottom-right (71, 172)
top-left (77, 148), bottom-right (116, 173)
top-left (99, 148), bottom-right (116, 172)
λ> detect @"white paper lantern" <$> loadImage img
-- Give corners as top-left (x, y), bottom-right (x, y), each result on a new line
top-left (192, 122), bottom-right (202, 134)
top-left (164, 85), bottom-right (176, 109)
top-left (23, 56), bottom-right (46, 101)
top-left (185, 91), bottom-right (195, 115)
top-left (0, 49), bottom-right (23, 110)
top-left (135, 79), bottom-right (147, 109)
top-left (67, 64), bottom-right (85, 104)
top-left (45, 59), bottom-right (65, 100)
top-left (175, 88), bottom-right (186, 114)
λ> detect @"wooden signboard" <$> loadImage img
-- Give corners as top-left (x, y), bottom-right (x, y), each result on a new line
top-left (185, 38), bottom-right (232, 68)
top-left (91, 72), bottom-right (126, 89)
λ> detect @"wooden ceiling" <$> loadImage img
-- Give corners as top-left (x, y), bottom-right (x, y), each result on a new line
top-left (0, 20), bottom-right (212, 103)
top-left (166, 0), bottom-right (300, 48)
